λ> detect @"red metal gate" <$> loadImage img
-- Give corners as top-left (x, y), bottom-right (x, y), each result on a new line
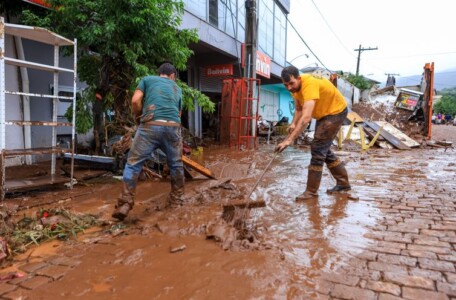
top-left (220, 78), bottom-right (260, 149)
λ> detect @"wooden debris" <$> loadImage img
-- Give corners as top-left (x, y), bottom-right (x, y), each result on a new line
top-left (182, 155), bottom-right (217, 179)
top-left (363, 121), bottom-right (410, 150)
top-left (375, 121), bottom-right (420, 148)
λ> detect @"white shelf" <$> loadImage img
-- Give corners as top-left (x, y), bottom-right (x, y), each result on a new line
top-left (0, 17), bottom-right (77, 200)
top-left (4, 57), bottom-right (74, 73)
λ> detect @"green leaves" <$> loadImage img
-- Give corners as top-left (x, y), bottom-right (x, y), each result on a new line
top-left (343, 73), bottom-right (373, 90)
top-left (64, 89), bottom-right (94, 134)
top-left (178, 80), bottom-right (215, 114)
top-left (8, 0), bottom-right (215, 135)
top-left (434, 88), bottom-right (456, 117)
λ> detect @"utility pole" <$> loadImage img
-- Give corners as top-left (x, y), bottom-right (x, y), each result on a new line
top-left (244, 0), bottom-right (257, 79)
top-left (354, 44), bottom-right (378, 76)
top-left (384, 73), bottom-right (400, 87)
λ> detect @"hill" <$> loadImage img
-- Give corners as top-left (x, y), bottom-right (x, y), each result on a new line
top-left (383, 67), bottom-right (456, 92)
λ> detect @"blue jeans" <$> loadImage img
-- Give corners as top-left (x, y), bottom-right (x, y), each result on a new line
top-left (121, 124), bottom-right (184, 204)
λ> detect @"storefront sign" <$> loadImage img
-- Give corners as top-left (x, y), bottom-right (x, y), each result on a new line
top-left (241, 44), bottom-right (271, 79)
top-left (23, 0), bottom-right (52, 9)
top-left (256, 51), bottom-right (271, 79)
top-left (205, 64), bottom-right (233, 77)
top-left (394, 89), bottom-right (422, 111)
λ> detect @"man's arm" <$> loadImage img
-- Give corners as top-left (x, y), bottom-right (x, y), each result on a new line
top-left (131, 89), bottom-right (144, 123)
top-left (288, 98), bottom-right (302, 133)
top-left (288, 100), bottom-right (314, 141)
top-left (275, 100), bottom-right (315, 152)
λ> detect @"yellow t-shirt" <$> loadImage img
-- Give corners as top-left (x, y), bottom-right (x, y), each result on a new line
top-left (291, 74), bottom-right (347, 120)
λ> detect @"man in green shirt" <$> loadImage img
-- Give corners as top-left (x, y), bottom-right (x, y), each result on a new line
top-left (112, 63), bottom-right (184, 221)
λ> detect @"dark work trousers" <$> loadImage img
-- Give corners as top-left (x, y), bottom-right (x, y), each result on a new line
top-left (310, 107), bottom-right (348, 167)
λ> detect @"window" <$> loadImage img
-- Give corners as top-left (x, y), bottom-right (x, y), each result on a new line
top-left (237, 0), bottom-right (246, 42)
top-left (209, 0), bottom-right (236, 37)
top-left (258, 0), bottom-right (274, 57)
top-left (209, 0), bottom-right (218, 26)
top-left (185, 0), bottom-right (207, 20)
top-left (274, 2), bottom-right (286, 66)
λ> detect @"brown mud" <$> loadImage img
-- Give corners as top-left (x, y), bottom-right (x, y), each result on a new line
top-left (0, 126), bottom-right (455, 299)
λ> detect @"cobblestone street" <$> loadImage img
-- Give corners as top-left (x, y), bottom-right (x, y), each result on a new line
top-left (0, 126), bottom-right (456, 299)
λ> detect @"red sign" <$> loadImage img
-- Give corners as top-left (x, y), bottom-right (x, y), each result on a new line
top-left (205, 64), bottom-right (233, 77)
top-left (241, 44), bottom-right (271, 79)
top-left (256, 51), bottom-right (271, 79)
top-left (23, 0), bottom-right (52, 8)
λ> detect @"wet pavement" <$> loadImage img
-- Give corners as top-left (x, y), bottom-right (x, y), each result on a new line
top-left (1, 139), bottom-right (456, 299)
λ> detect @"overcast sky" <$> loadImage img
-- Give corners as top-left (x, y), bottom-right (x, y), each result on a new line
top-left (286, 0), bottom-right (456, 84)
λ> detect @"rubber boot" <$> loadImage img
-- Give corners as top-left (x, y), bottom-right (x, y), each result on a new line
top-left (296, 166), bottom-right (323, 201)
top-left (167, 173), bottom-right (185, 208)
top-left (112, 182), bottom-right (135, 221)
top-left (326, 160), bottom-right (351, 193)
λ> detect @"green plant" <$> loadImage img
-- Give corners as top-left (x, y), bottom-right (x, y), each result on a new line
top-left (343, 73), bottom-right (374, 90)
top-left (14, 0), bottom-right (215, 134)
top-left (434, 88), bottom-right (456, 117)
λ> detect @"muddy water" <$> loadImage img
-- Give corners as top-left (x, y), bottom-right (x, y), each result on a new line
top-left (4, 145), bottom-right (456, 299)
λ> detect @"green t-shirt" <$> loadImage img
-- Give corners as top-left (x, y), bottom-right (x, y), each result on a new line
top-left (137, 76), bottom-right (182, 123)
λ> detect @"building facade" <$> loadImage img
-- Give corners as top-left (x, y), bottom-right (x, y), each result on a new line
top-left (179, 0), bottom-right (292, 138)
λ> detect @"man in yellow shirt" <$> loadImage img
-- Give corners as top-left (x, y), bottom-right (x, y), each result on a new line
top-left (275, 66), bottom-right (350, 200)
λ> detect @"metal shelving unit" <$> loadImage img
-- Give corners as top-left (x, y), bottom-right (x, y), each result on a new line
top-left (0, 17), bottom-right (77, 200)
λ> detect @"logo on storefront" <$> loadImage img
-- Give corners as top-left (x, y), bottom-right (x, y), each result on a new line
top-left (256, 52), bottom-right (271, 79)
top-left (205, 64), bottom-right (234, 77)
top-left (241, 44), bottom-right (271, 79)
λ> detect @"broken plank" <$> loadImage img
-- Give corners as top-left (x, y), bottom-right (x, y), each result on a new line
top-left (347, 111), bottom-right (364, 123)
top-left (363, 121), bottom-right (410, 150)
top-left (375, 121), bottom-right (420, 148)
top-left (222, 199), bottom-right (266, 211)
top-left (182, 155), bottom-right (217, 179)
top-left (361, 124), bottom-right (390, 149)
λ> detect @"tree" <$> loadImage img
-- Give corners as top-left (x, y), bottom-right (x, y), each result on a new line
top-left (3, 0), bottom-right (215, 152)
top-left (342, 73), bottom-right (374, 90)
top-left (434, 88), bottom-right (456, 117)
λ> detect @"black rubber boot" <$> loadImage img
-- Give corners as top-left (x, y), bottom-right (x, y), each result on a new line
top-left (112, 182), bottom-right (135, 221)
top-left (327, 160), bottom-right (351, 193)
top-left (296, 166), bottom-right (323, 201)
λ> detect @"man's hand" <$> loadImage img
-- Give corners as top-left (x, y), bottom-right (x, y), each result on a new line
top-left (287, 123), bottom-right (296, 134)
top-left (275, 139), bottom-right (292, 153)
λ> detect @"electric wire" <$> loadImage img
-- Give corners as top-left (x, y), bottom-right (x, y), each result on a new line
top-left (308, 0), bottom-right (356, 59)
top-left (286, 19), bottom-right (329, 71)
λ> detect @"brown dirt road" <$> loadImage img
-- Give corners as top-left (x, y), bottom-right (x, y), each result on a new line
top-left (0, 125), bottom-right (456, 299)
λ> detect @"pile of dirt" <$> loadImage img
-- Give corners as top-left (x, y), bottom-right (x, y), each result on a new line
top-left (352, 100), bottom-right (426, 141)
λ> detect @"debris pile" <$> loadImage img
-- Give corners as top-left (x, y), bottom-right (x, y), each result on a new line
top-left (0, 207), bottom-right (98, 265)
top-left (352, 86), bottom-right (426, 141)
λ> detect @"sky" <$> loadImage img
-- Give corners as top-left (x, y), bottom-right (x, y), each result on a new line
top-left (286, 0), bottom-right (456, 85)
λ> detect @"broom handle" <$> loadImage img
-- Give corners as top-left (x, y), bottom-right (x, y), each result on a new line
top-left (247, 152), bottom-right (278, 200)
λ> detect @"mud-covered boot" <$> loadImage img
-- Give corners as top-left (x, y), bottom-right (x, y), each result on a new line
top-left (112, 183), bottom-right (135, 221)
top-left (296, 166), bottom-right (323, 201)
top-left (167, 176), bottom-right (185, 208)
top-left (326, 160), bottom-right (351, 193)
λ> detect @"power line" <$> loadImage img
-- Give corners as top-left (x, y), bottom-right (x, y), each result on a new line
top-left (287, 19), bottom-right (329, 71)
top-left (373, 51), bottom-right (456, 60)
top-left (308, 0), bottom-right (356, 59)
